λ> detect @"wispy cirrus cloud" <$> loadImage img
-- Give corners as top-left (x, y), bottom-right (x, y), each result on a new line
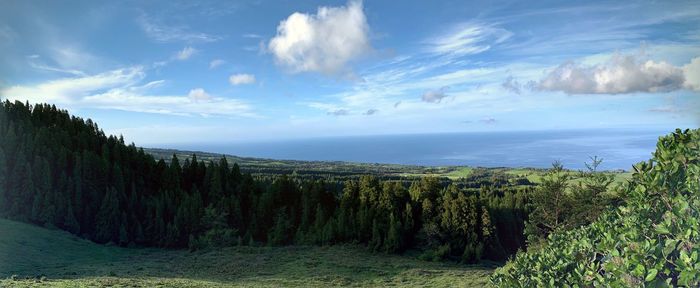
top-left (0, 66), bottom-right (255, 117)
top-left (209, 59), bottom-right (226, 69)
top-left (137, 13), bottom-right (221, 43)
top-left (27, 55), bottom-right (87, 77)
top-left (426, 22), bottom-right (512, 57)
top-left (174, 46), bottom-right (197, 60)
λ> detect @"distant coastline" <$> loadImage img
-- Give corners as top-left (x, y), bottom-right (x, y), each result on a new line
top-left (152, 128), bottom-right (668, 170)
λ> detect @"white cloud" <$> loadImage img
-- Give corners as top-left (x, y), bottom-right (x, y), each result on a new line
top-left (421, 88), bottom-right (448, 103)
top-left (0, 67), bottom-right (255, 117)
top-left (229, 73), bottom-right (256, 85)
top-left (427, 23), bottom-right (512, 57)
top-left (25, 45), bottom-right (103, 76)
top-left (537, 53), bottom-right (694, 94)
top-left (83, 89), bottom-right (254, 117)
top-left (683, 57), bottom-right (700, 91)
top-left (138, 80), bottom-right (166, 90)
top-left (27, 55), bottom-right (87, 76)
top-left (188, 88), bottom-right (212, 102)
top-left (137, 14), bottom-right (221, 43)
top-left (268, 0), bottom-right (370, 74)
top-left (175, 46), bottom-right (197, 60)
top-left (209, 59), bottom-right (225, 69)
top-left (1, 67), bottom-right (145, 103)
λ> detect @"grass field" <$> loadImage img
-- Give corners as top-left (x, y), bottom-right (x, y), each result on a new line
top-left (0, 218), bottom-right (492, 287)
top-left (503, 167), bottom-right (632, 185)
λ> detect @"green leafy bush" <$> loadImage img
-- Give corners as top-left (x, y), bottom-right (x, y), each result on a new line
top-left (491, 129), bottom-right (700, 287)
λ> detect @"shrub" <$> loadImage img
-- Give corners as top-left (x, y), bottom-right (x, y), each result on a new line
top-left (491, 129), bottom-right (700, 287)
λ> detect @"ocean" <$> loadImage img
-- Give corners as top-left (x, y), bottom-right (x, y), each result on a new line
top-left (161, 129), bottom-right (670, 170)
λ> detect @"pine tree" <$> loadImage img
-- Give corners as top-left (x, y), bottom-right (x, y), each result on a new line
top-left (369, 219), bottom-right (382, 252)
top-left (119, 222), bottom-right (129, 246)
top-left (0, 147), bottom-right (6, 214)
top-left (385, 212), bottom-right (402, 253)
top-left (94, 187), bottom-right (121, 243)
top-left (64, 200), bottom-right (81, 234)
top-left (481, 208), bottom-right (506, 261)
top-left (10, 159), bottom-right (33, 220)
top-left (268, 210), bottom-right (291, 246)
top-left (525, 162), bottom-right (572, 245)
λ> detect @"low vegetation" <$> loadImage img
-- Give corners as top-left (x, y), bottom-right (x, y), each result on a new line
top-left (0, 218), bottom-right (492, 287)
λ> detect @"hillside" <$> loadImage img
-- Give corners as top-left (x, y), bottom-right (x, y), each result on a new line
top-left (0, 218), bottom-right (492, 287)
top-left (0, 101), bottom-right (532, 261)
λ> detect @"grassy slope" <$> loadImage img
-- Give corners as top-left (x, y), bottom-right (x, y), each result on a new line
top-left (0, 219), bottom-right (491, 287)
top-left (504, 168), bottom-right (632, 185)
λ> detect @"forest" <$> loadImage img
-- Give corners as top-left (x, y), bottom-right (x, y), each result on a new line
top-left (0, 100), bottom-right (534, 263)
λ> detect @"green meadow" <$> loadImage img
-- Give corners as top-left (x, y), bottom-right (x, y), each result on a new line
top-left (0, 218), bottom-right (492, 287)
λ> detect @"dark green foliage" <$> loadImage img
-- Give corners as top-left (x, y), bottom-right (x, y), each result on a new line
top-left (524, 162), bottom-right (572, 246)
top-left (0, 100), bottom-right (529, 262)
top-left (95, 187), bottom-right (121, 244)
top-left (492, 128), bottom-right (700, 287)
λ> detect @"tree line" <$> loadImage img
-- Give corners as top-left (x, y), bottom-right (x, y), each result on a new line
top-left (0, 101), bottom-right (534, 262)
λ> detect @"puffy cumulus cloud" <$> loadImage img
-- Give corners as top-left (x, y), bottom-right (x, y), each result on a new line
top-left (683, 57), bottom-right (700, 91)
top-left (268, 0), bottom-right (370, 74)
top-left (188, 88), bottom-right (212, 102)
top-left (421, 88), bottom-right (448, 103)
top-left (229, 73), bottom-right (256, 85)
top-left (537, 54), bottom-right (700, 94)
top-left (0, 67), bottom-right (255, 117)
top-left (175, 46), bottom-right (197, 60)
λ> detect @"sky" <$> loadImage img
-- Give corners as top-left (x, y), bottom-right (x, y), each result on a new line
top-left (1, 0), bottom-right (699, 145)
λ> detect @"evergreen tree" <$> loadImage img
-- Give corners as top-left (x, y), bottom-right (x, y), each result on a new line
top-left (369, 219), bottom-right (382, 252)
top-left (570, 156), bottom-right (614, 227)
top-left (94, 187), bottom-right (121, 243)
top-left (385, 212), bottom-right (402, 253)
top-left (0, 147), bottom-right (6, 214)
top-left (525, 162), bottom-right (572, 246)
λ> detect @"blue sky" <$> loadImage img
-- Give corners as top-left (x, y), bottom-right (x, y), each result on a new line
top-left (1, 0), bottom-right (698, 145)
